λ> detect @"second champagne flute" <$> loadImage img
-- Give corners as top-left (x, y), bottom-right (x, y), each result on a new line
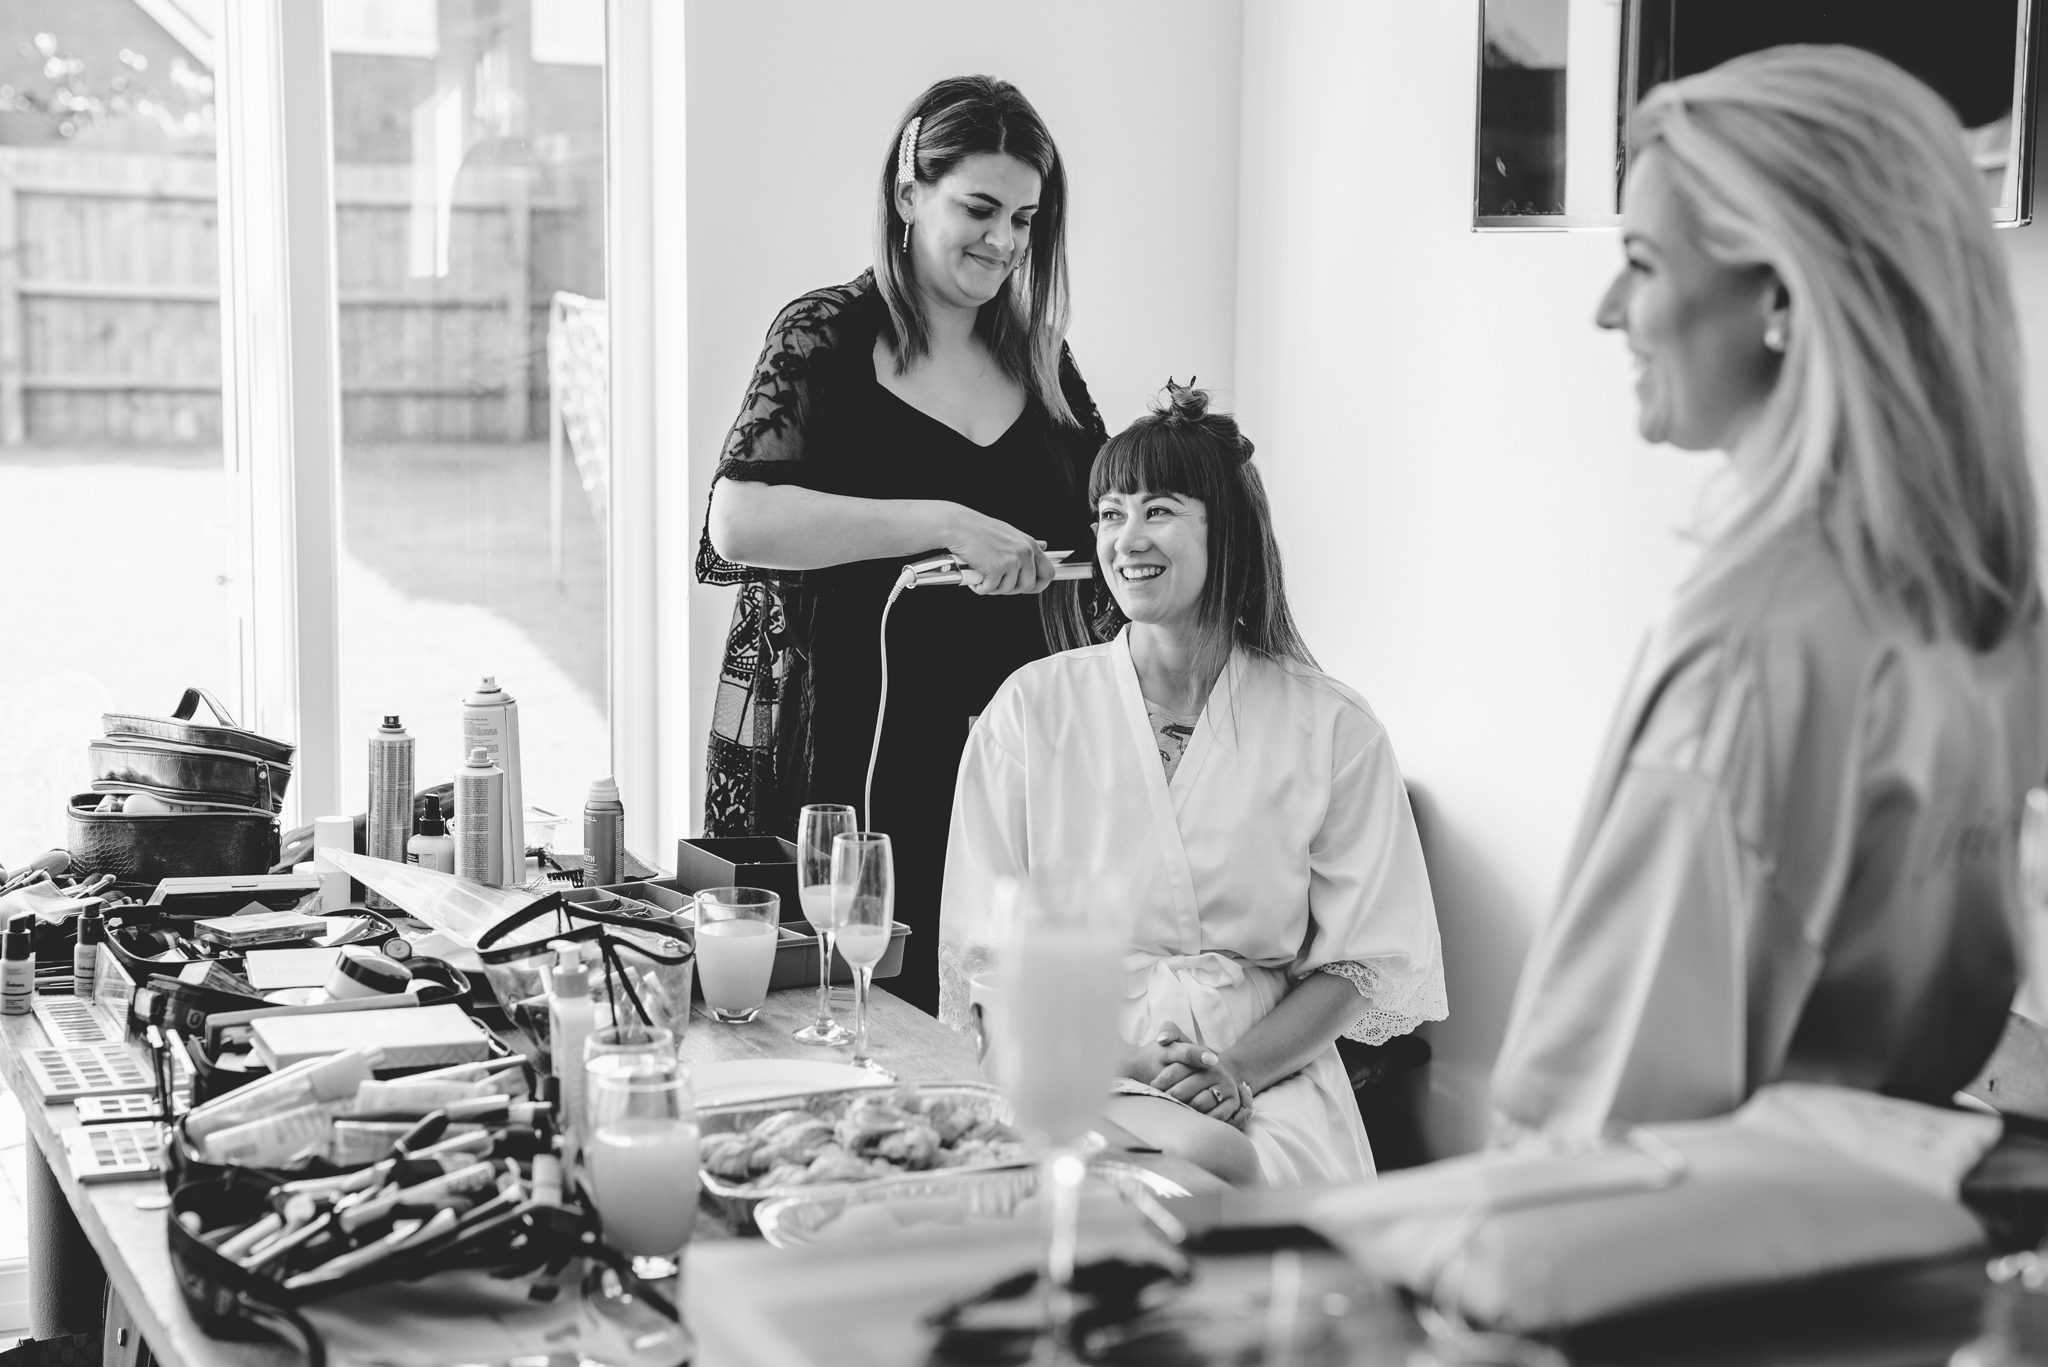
top-left (831, 831), bottom-right (894, 1077)
top-left (792, 804), bottom-right (856, 1046)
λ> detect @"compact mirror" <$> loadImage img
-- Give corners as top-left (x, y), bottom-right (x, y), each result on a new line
top-left (1476, 0), bottom-right (2041, 228)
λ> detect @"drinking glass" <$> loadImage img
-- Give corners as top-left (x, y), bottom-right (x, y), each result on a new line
top-left (584, 1057), bottom-right (698, 1282)
top-left (586, 1022), bottom-right (674, 1069)
top-left (694, 887), bottom-right (779, 1024)
top-left (792, 804), bottom-right (857, 1046)
top-left (991, 915), bottom-right (1125, 1364)
top-left (830, 832), bottom-right (894, 1076)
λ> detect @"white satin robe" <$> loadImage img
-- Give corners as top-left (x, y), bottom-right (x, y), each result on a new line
top-left (939, 631), bottom-right (1447, 1184)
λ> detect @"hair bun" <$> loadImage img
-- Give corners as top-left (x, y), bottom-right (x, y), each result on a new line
top-left (1155, 379), bottom-right (1254, 463)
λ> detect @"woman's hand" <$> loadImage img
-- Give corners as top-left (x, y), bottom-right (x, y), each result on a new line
top-left (1147, 1023), bottom-right (1254, 1129)
top-left (944, 507), bottom-right (1057, 596)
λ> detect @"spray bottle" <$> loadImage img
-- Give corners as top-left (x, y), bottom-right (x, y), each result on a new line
top-left (460, 678), bottom-right (524, 886)
top-left (365, 716), bottom-right (414, 911)
top-left (454, 747), bottom-right (506, 887)
top-left (547, 941), bottom-right (594, 1160)
top-left (406, 794), bottom-right (455, 874)
top-left (72, 905), bottom-right (103, 998)
top-left (582, 777), bottom-right (624, 889)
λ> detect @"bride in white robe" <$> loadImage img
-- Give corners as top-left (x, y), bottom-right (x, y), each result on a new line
top-left (939, 385), bottom-right (1447, 1184)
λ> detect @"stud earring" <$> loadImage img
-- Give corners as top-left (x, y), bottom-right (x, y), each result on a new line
top-left (1764, 321), bottom-right (1787, 353)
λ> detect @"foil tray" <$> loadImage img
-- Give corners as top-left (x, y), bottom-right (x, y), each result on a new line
top-left (752, 1158), bottom-right (1193, 1249)
top-left (696, 1081), bottom-right (1027, 1234)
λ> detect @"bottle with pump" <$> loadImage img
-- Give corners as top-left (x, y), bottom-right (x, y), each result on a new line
top-left (547, 941), bottom-right (594, 1160)
top-left (72, 905), bottom-right (103, 998)
top-left (582, 777), bottom-right (624, 888)
top-left (2, 914), bottom-right (33, 1016)
top-left (407, 793), bottom-right (456, 874)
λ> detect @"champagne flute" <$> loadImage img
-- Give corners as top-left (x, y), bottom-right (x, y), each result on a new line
top-left (830, 831), bottom-right (894, 1077)
top-left (991, 911), bottom-right (1125, 1364)
top-left (584, 1057), bottom-right (698, 1282)
top-left (792, 803), bottom-right (857, 1046)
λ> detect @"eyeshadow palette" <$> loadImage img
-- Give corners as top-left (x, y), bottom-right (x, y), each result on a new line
top-left (33, 997), bottom-right (123, 1047)
top-left (61, 1121), bottom-right (163, 1182)
top-left (74, 1093), bottom-right (163, 1124)
top-left (24, 1044), bottom-right (152, 1101)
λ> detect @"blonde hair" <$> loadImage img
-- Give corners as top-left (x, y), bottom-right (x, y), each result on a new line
top-left (1636, 44), bottom-right (2038, 649)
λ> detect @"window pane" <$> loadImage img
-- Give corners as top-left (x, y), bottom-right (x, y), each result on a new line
top-left (327, 0), bottom-right (607, 834)
top-left (0, 5), bottom-right (230, 864)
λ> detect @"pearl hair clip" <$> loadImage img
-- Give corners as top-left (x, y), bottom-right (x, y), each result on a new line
top-left (896, 116), bottom-right (922, 188)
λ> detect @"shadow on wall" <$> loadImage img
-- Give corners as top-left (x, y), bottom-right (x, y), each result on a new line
top-left (1410, 783), bottom-right (1539, 1159)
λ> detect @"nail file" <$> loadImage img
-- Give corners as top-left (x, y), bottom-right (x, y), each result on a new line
top-left (25, 1043), bottom-right (153, 1100)
top-left (75, 1093), bottom-right (164, 1124)
top-left (61, 1121), bottom-right (163, 1182)
top-left (33, 997), bottom-right (124, 1046)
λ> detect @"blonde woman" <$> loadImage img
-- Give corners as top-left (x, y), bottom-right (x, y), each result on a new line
top-left (1493, 46), bottom-right (2048, 1139)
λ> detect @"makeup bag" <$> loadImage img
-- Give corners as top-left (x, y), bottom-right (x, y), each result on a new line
top-left (167, 1164), bottom-right (679, 1367)
top-left (69, 688), bottom-right (292, 883)
top-left (90, 687), bottom-right (294, 812)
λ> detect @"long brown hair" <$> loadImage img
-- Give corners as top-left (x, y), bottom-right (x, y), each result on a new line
top-left (874, 76), bottom-right (1078, 426)
top-left (1088, 384), bottom-right (1316, 673)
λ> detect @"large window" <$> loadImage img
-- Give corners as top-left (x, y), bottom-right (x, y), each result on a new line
top-left (324, 0), bottom-right (608, 826)
top-left (0, 1), bottom-right (231, 861)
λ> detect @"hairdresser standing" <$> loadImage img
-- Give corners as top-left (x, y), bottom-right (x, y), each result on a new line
top-left (698, 76), bottom-right (1106, 1015)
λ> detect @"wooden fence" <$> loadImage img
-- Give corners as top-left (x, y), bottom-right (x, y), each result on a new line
top-left (0, 146), bottom-right (601, 445)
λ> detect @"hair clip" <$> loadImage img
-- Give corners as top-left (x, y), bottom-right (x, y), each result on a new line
top-left (896, 116), bottom-right (922, 189)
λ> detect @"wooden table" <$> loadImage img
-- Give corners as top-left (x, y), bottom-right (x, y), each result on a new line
top-left (0, 982), bottom-right (1209, 1365)
top-left (5, 987), bottom-right (2012, 1367)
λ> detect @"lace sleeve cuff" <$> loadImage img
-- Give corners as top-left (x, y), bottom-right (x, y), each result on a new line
top-left (1318, 956), bottom-right (1449, 1047)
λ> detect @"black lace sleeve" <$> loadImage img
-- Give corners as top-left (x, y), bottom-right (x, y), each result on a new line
top-left (695, 274), bottom-right (871, 587)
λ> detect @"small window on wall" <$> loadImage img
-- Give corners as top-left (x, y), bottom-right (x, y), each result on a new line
top-left (326, 0), bottom-right (609, 830)
top-left (0, 3), bottom-right (231, 864)
top-left (1475, 0), bottom-right (2042, 228)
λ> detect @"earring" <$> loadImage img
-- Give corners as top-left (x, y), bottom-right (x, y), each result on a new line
top-left (1764, 321), bottom-right (1787, 353)
top-left (901, 221), bottom-right (910, 254)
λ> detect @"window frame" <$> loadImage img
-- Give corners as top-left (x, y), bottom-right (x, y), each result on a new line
top-left (220, 0), bottom-right (678, 852)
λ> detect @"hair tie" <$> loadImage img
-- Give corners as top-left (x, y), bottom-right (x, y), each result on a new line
top-left (896, 116), bottom-right (922, 189)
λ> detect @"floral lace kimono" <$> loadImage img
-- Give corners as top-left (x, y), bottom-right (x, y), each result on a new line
top-left (694, 273), bottom-right (1106, 1011)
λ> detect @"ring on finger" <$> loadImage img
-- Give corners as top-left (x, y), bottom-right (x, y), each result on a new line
top-left (1207, 1085), bottom-right (1224, 1107)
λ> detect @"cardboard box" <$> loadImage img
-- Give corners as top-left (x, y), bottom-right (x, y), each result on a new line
top-left (672, 837), bottom-right (801, 917)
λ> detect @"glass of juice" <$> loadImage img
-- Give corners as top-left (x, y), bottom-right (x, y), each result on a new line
top-left (585, 1056), bottom-right (698, 1281)
top-left (694, 887), bottom-right (779, 1024)
top-left (993, 915), bottom-right (1125, 1364)
top-left (792, 804), bottom-right (857, 1046)
top-left (830, 832), bottom-right (895, 1077)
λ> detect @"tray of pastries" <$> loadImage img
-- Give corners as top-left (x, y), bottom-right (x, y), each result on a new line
top-left (696, 1082), bottom-right (1033, 1232)
top-left (752, 1158), bottom-right (1192, 1248)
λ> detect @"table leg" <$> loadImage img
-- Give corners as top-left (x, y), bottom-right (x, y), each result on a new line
top-left (23, 1131), bottom-right (103, 1338)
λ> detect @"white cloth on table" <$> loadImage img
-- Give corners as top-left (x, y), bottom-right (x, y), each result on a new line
top-left (940, 629), bottom-right (1447, 1184)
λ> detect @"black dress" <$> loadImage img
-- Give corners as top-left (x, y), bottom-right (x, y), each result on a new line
top-left (695, 273), bottom-right (1106, 1015)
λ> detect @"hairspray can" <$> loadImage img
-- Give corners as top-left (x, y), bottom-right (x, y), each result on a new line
top-left (455, 747), bottom-right (507, 886)
top-left (582, 777), bottom-right (624, 888)
top-left (365, 716), bottom-right (414, 911)
top-left (461, 678), bottom-right (524, 885)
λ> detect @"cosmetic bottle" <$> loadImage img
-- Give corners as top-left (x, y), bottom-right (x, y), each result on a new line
top-left (406, 794), bottom-right (455, 874)
top-left (71, 905), bottom-right (103, 997)
top-left (547, 942), bottom-right (594, 1159)
top-left (455, 747), bottom-right (506, 886)
top-left (313, 815), bottom-right (355, 910)
top-left (582, 777), bottom-right (624, 888)
top-left (2, 914), bottom-right (34, 1016)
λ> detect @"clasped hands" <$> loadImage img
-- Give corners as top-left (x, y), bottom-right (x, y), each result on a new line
top-left (1127, 1021), bottom-right (1254, 1129)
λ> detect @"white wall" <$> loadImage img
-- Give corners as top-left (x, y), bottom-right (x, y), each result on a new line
top-left (680, 0), bottom-right (1247, 832)
top-left (1239, 0), bottom-right (2048, 1156)
top-left (1238, 0), bottom-right (1715, 1155)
